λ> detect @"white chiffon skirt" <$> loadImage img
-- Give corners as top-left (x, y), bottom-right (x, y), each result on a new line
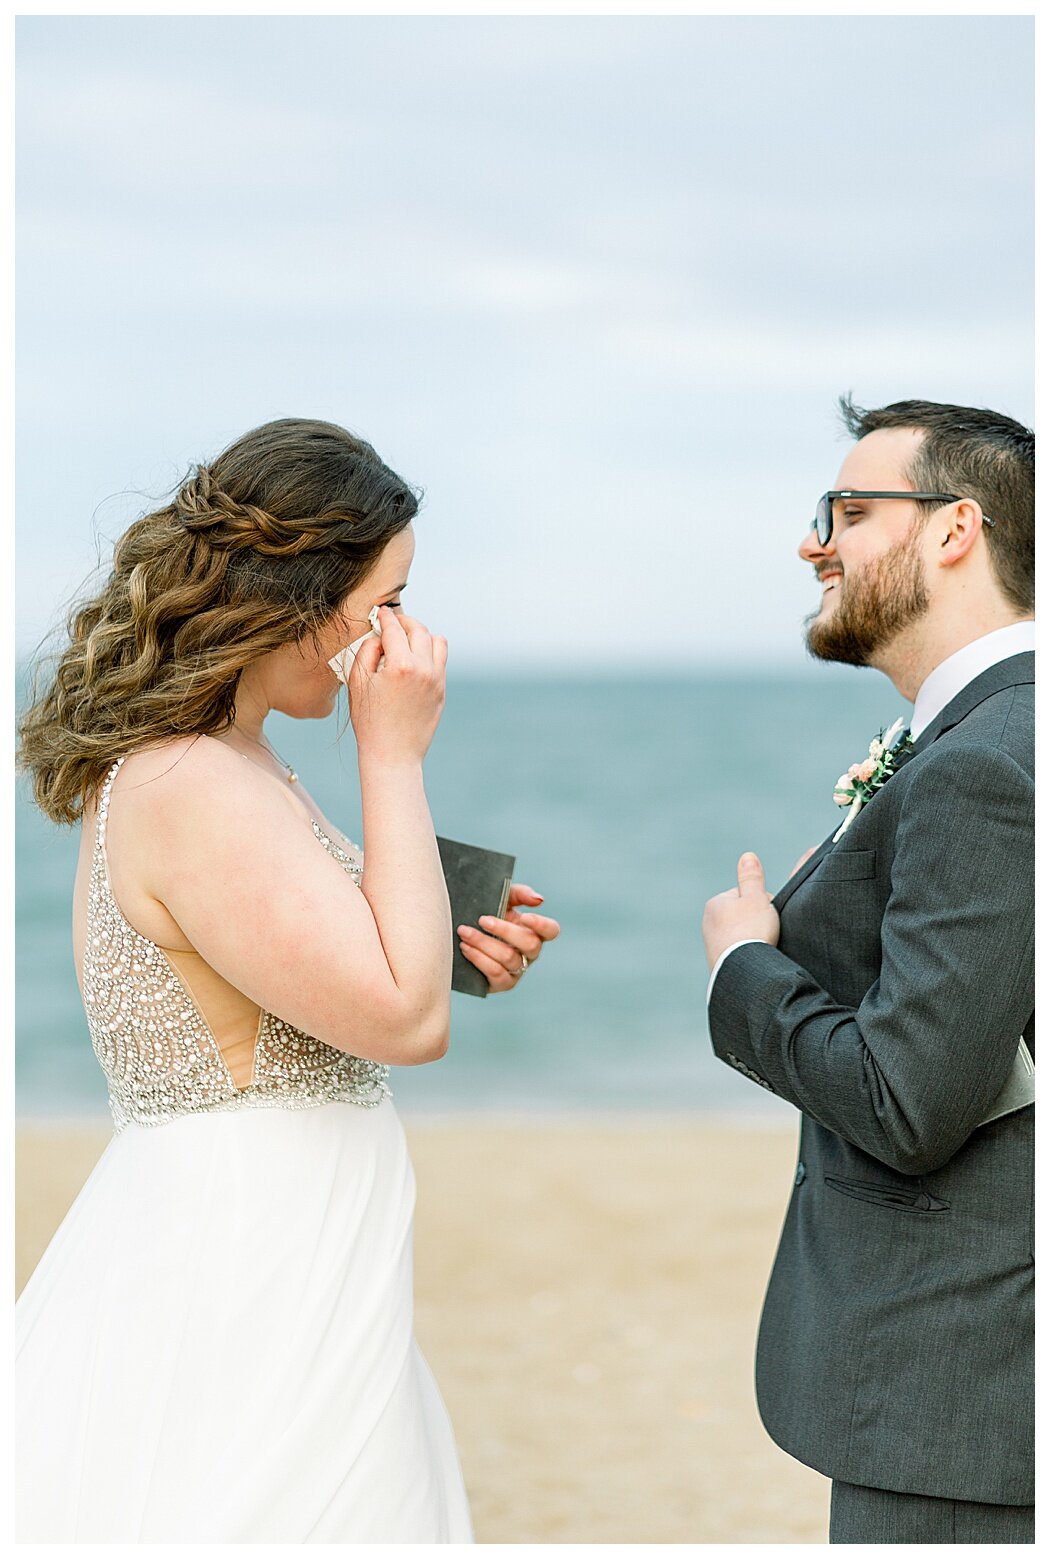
top-left (16, 1098), bottom-right (473, 1542)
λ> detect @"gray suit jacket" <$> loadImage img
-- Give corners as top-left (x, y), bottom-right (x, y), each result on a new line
top-left (708, 652), bottom-right (1034, 1505)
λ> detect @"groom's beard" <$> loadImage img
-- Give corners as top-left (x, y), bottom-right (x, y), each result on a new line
top-left (805, 526), bottom-right (930, 667)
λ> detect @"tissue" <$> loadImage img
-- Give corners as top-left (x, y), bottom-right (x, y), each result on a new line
top-left (328, 605), bottom-right (383, 685)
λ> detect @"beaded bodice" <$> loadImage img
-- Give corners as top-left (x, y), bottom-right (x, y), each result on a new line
top-left (84, 758), bottom-right (391, 1132)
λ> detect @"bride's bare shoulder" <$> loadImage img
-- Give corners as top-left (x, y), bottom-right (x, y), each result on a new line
top-left (116, 737), bottom-right (291, 822)
top-left (117, 735), bottom-right (239, 790)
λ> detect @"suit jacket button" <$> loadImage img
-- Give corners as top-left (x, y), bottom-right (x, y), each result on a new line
top-left (795, 1162), bottom-right (806, 1186)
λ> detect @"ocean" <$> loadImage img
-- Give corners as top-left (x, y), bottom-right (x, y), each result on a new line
top-left (16, 667), bottom-right (893, 1120)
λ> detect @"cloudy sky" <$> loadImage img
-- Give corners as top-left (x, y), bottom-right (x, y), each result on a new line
top-left (16, 14), bottom-right (1033, 669)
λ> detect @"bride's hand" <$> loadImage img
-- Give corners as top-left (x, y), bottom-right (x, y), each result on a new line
top-left (349, 607), bottom-right (447, 766)
top-left (457, 885), bottom-right (561, 993)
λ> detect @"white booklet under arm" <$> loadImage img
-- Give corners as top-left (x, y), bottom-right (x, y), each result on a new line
top-left (977, 1037), bottom-right (1035, 1128)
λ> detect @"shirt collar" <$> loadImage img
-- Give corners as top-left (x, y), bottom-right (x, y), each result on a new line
top-left (910, 621), bottom-right (1036, 738)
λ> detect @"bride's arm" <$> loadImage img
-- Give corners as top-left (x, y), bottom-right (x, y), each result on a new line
top-left (351, 609), bottom-right (452, 1046)
top-left (357, 753), bottom-right (451, 1042)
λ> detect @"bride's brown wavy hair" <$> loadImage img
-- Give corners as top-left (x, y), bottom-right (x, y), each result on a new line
top-left (19, 417), bottom-right (419, 825)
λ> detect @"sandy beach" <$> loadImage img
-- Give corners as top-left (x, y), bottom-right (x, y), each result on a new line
top-left (16, 1114), bottom-right (830, 1543)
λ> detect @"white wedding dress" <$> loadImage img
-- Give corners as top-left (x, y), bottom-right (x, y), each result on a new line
top-left (16, 760), bottom-right (473, 1543)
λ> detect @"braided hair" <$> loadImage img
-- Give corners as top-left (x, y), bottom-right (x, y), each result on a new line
top-left (19, 418), bottom-right (419, 823)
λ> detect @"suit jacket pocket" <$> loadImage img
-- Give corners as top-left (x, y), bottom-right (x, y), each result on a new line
top-left (812, 848), bottom-right (877, 882)
top-left (823, 1174), bottom-right (950, 1213)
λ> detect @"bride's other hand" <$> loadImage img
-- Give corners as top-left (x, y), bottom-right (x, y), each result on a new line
top-left (349, 607), bottom-right (447, 767)
top-left (457, 885), bottom-right (561, 993)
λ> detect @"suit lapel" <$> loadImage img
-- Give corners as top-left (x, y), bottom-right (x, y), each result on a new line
top-left (906, 650), bottom-right (1033, 757)
top-left (774, 651), bottom-right (1034, 915)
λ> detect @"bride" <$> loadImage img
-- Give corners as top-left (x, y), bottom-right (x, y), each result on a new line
top-left (15, 417), bottom-right (560, 1542)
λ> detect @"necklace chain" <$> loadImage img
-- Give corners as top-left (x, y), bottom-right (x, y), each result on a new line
top-left (234, 727), bottom-right (298, 785)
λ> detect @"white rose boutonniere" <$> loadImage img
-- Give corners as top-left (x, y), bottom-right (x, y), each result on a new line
top-left (832, 716), bottom-right (913, 841)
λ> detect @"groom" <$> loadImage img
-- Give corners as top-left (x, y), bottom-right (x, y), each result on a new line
top-left (702, 397), bottom-right (1034, 1543)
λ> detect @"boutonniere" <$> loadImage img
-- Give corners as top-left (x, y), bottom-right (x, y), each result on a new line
top-left (832, 717), bottom-right (913, 841)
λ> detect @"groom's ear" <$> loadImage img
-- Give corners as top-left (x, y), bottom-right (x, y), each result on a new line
top-left (935, 500), bottom-right (984, 568)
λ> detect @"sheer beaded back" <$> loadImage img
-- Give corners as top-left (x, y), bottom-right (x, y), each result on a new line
top-left (83, 758), bottom-right (391, 1131)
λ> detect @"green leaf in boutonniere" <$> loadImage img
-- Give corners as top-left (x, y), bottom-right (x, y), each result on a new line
top-left (832, 716), bottom-right (913, 841)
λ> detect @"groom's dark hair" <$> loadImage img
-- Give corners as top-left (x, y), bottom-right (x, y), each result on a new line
top-left (838, 395), bottom-right (1035, 613)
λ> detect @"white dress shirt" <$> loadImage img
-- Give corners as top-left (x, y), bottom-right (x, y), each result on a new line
top-left (909, 620), bottom-right (1035, 736)
top-left (706, 621), bottom-right (1036, 1003)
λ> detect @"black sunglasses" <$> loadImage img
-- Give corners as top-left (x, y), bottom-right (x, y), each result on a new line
top-left (813, 490), bottom-right (996, 547)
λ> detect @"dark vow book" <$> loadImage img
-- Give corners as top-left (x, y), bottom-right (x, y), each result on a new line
top-left (436, 836), bottom-right (516, 998)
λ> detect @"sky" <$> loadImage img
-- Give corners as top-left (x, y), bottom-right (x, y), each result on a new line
top-left (15, 14), bottom-right (1033, 670)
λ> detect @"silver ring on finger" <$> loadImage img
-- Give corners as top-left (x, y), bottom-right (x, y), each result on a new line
top-left (518, 955), bottom-right (530, 975)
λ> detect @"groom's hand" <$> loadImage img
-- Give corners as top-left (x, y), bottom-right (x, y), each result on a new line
top-left (702, 852), bottom-right (780, 971)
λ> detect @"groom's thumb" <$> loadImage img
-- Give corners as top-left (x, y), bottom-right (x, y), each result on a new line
top-left (737, 852), bottom-right (766, 897)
